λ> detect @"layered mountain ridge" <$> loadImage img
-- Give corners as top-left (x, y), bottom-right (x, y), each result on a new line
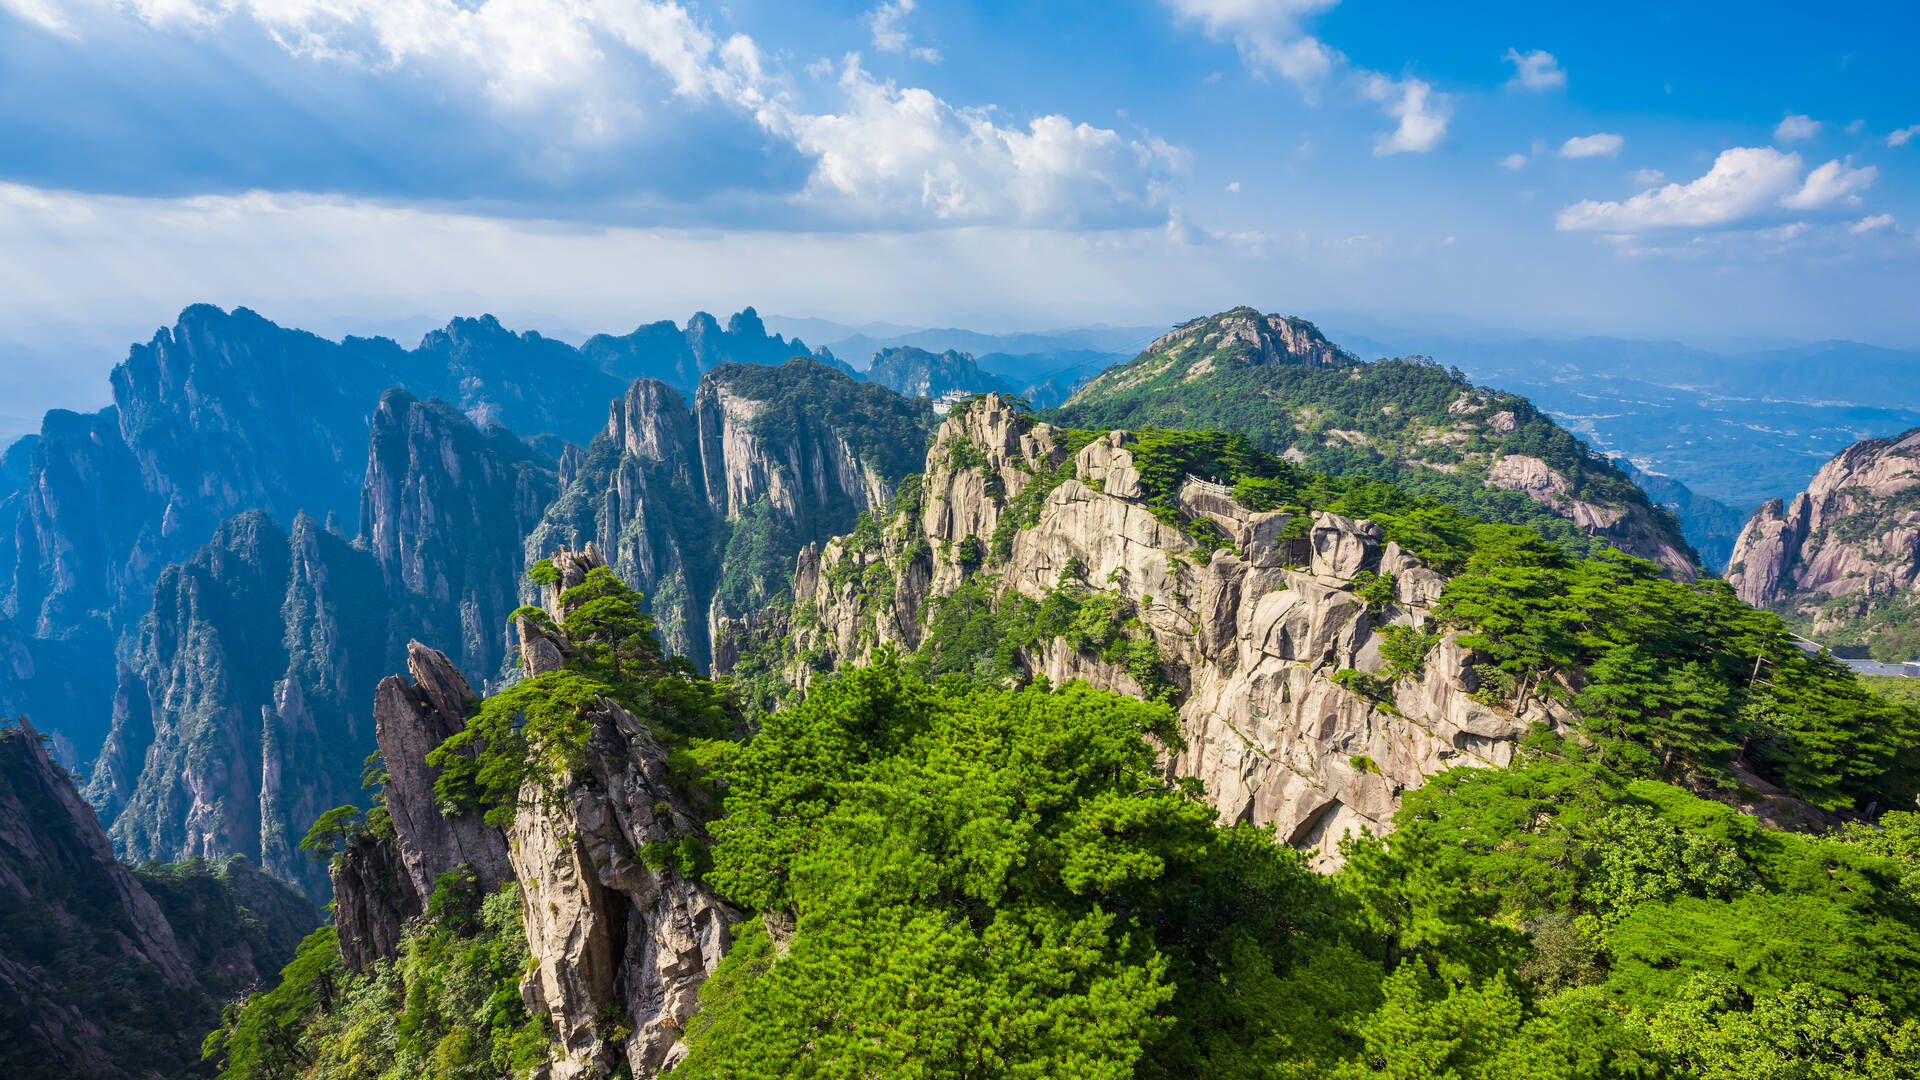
top-left (0, 303), bottom-right (826, 761)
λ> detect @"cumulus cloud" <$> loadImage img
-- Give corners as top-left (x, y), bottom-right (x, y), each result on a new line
top-left (1556, 147), bottom-right (1877, 231)
top-left (777, 58), bottom-right (1189, 226)
top-left (1560, 133), bottom-right (1624, 159)
top-left (1628, 167), bottom-right (1666, 187)
top-left (1160, 0), bottom-right (1448, 151)
top-left (16, 0), bottom-right (1176, 230)
top-left (1360, 74), bottom-right (1449, 154)
top-left (865, 0), bottom-right (941, 63)
top-left (1889, 125), bottom-right (1920, 148)
top-left (1501, 153), bottom-right (1529, 170)
top-left (1503, 48), bottom-right (1565, 91)
top-left (1780, 157), bottom-right (1877, 209)
top-left (1850, 213), bottom-right (1895, 233)
top-left (1774, 112), bottom-right (1820, 142)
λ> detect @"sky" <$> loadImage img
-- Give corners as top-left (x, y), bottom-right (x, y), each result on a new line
top-left (2, 0), bottom-right (1918, 357)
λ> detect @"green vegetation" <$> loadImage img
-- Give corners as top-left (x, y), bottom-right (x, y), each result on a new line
top-left (1434, 533), bottom-right (1918, 810)
top-left (674, 662), bottom-right (1920, 1079)
top-left (1865, 674), bottom-right (1920, 709)
top-left (906, 577), bottom-right (1172, 696)
top-left (1054, 329), bottom-right (1692, 564)
top-left (203, 880), bottom-right (549, 1080)
top-left (1801, 590), bottom-right (1920, 663)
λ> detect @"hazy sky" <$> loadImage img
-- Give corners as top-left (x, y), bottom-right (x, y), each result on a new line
top-left (2, 0), bottom-right (1917, 345)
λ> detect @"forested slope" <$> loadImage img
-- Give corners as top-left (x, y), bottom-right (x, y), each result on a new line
top-left (1056, 308), bottom-right (1698, 577)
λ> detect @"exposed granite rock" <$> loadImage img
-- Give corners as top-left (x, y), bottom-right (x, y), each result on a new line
top-left (720, 395), bottom-right (1566, 862)
top-left (330, 830), bottom-right (416, 973)
top-left (1727, 426), bottom-right (1920, 650)
top-left (864, 346), bottom-right (1018, 400)
top-left (0, 304), bottom-right (615, 767)
top-left (509, 693), bottom-right (735, 1078)
top-left (524, 362), bottom-right (932, 669)
top-left (1486, 453), bottom-right (1695, 579)
top-left (374, 642), bottom-right (514, 905)
top-left (334, 547), bottom-right (737, 1078)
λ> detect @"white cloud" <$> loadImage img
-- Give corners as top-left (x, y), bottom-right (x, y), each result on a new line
top-left (22, 0), bottom-right (1178, 230)
top-left (1503, 48), bottom-right (1565, 91)
top-left (1161, 0), bottom-right (1342, 89)
top-left (1774, 112), bottom-right (1820, 142)
top-left (1557, 146), bottom-right (1878, 232)
top-left (1628, 167), bottom-right (1665, 187)
top-left (1780, 157), bottom-right (1877, 209)
top-left (0, 0), bottom-right (74, 35)
top-left (1889, 125), bottom-right (1920, 148)
top-left (777, 58), bottom-right (1187, 226)
top-left (1560, 133), bottom-right (1624, 159)
top-left (1161, 0), bottom-right (1447, 151)
top-left (1360, 73), bottom-right (1450, 155)
top-left (1850, 213), bottom-right (1895, 233)
top-left (864, 0), bottom-right (940, 63)
top-left (1225, 180), bottom-right (1241, 192)
top-left (1501, 153), bottom-right (1529, 170)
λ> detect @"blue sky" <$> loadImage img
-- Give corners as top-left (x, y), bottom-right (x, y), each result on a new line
top-left (1, 0), bottom-right (1916, 347)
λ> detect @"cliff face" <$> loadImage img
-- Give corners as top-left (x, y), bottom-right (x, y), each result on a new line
top-left (526, 360), bottom-right (933, 669)
top-left (333, 548), bottom-right (735, 1079)
top-left (1727, 426), bottom-right (1920, 656)
top-left (0, 305), bottom-right (613, 763)
top-left (87, 511), bottom-right (394, 897)
top-left (89, 392), bottom-right (557, 897)
top-left (722, 396), bottom-right (1562, 860)
top-left (1058, 307), bottom-right (1698, 579)
top-left (360, 388), bottom-right (558, 683)
top-left (0, 719), bottom-right (315, 1079)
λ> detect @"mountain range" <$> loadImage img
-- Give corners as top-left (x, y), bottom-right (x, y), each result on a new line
top-left (3, 302), bottom-right (1920, 1079)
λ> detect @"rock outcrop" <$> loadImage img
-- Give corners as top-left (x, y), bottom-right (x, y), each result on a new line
top-left (0, 303), bottom-right (650, 768)
top-left (863, 346), bottom-right (1019, 400)
top-left (1727, 426), bottom-right (1920, 652)
top-left (723, 395), bottom-right (1564, 860)
top-left (508, 692), bottom-right (734, 1078)
top-left (524, 360), bottom-right (933, 668)
top-left (334, 547), bottom-right (736, 1078)
top-left (375, 642), bottom-right (516, 902)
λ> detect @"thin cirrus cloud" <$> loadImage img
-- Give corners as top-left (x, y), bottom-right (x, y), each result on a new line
top-left (1, 0), bottom-right (1181, 231)
top-left (1560, 133), bottom-right (1625, 159)
top-left (1556, 147), bottom-right (1877, 231)
top-left (1502, 48), bottom-right (1565, 91)
top-left (1160, 0), bottom-right (1450, 154)
top-left (865, 0), bottom-right (941, 63)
